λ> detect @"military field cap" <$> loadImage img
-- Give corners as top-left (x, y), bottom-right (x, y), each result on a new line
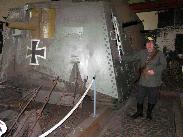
top-left (146, 36), bottom-right (155, 43)
top-left (147, 36), bottom-right (154, 41)
top-left (146, 36), bottom-right (158, 49)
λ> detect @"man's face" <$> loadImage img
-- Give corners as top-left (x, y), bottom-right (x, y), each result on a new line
top-left (146, 41), bottom-right (155, 53)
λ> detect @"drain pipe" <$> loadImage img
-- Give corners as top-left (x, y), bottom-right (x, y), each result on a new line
top-left (93, 76), bottom-right (96, 117)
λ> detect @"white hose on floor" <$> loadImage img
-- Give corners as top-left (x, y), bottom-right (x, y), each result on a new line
top-left (39, 79), bottom-right (94, 137)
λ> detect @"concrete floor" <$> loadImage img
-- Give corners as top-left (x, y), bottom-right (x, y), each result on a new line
top-left (98, 91), bottom-right (183, 137)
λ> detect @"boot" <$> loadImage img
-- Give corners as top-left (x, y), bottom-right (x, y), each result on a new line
top-left (146, 103), bottom-right (155, 120)
top-left (131, 103), bottom-right (143, 119)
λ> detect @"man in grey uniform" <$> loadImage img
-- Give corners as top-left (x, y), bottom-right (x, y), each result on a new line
top-left (123, 37), bottom-right (167, 120)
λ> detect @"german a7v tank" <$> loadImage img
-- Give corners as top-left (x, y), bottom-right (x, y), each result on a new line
top-left (0, 0), bottom-right (144, 105)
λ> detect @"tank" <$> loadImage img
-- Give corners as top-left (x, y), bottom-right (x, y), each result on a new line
top-left (0, 0), bottom-right (144, 105)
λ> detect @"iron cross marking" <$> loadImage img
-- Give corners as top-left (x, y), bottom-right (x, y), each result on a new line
top-left (26, 39), bottom-right (46, 65)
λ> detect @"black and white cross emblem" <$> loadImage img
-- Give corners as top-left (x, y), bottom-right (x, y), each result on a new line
top-left (26, 39), bottom-right (46, 65)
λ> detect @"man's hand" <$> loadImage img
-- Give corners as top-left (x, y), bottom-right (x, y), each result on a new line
top-left (147, 69), bottom-right (155, 75)
top-left (142, 68), bottom-right (155, 77)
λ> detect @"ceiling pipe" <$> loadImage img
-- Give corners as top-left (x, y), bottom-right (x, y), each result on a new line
top-left (129, 0), bottom-right (183, 13)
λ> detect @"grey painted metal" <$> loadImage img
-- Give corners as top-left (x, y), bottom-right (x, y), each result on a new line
top-left (1, 1), bottom-right (118, 98)
top-left (48, 2), bottom-right (117, 98)
top-left (1, 1), bottom-right (144, 101)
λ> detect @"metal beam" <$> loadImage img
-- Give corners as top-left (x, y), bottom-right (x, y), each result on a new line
top-left (129, 0), bottom-right (183, 13)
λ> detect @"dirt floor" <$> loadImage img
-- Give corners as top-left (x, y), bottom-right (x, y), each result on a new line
top-left (0, 82), bottom-right (94, 137)
top-left (40, 96), bottom-right (93, 137)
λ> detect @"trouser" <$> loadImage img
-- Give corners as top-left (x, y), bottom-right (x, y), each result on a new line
top-left (136, 85), bottom-right (159, 104)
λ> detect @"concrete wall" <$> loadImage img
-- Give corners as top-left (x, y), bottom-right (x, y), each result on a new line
top-left (113, 0), bottom-right (144, 50)
top-left (136, 10), bottom-right (183, 52)
top-left (156, 26), bottom-right (183, 51)
top-left (137, 11), bottom-right (158, 30)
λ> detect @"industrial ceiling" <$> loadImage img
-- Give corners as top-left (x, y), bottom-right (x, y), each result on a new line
top-left (128, 0), bottom-right (183, 13)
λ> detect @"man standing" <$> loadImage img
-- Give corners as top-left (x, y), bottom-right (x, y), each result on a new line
top-left (123, 37), bottom-right (167, 120)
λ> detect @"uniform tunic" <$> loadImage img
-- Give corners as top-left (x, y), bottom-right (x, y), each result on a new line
top-left (124, 49), bottom-right (167, 87)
